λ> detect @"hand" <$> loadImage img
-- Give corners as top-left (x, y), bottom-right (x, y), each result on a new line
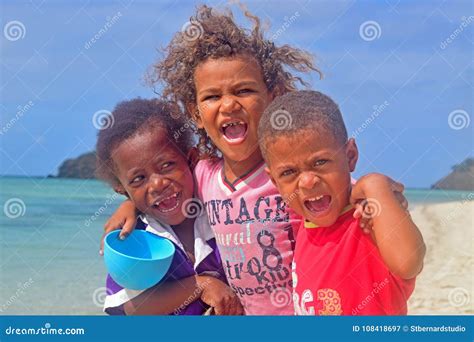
top-left (197, 276), bottom-right (244, 315)
top-left (99, 200), bottom-right (138, 255)
top-left (351, 173), bottom-right (406, 233)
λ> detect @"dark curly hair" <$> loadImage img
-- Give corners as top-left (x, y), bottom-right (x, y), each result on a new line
top-left (258, 90), bottom-right (348, 161)
top-left (148, 4), bottom-right (322, 159)
top-left (95, 98), bottom-right (193, 187)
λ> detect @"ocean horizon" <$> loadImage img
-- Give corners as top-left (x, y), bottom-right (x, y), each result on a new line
top-left (1, 176), bottom-right (472, 315)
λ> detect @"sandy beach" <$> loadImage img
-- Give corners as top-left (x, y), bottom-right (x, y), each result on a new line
top-left (408, 200), bottom-right (473, 314)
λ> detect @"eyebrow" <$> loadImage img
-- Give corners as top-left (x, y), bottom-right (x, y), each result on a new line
top-left (274, 163), bottom-right (296, 172)
top-left (125, 155), bottom-right (167, 178)
top-left (273, 150), bottom-right (331, 172)
top-left (198, 80), bottom-right (260, 95)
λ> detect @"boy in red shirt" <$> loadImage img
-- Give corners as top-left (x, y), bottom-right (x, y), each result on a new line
top-left (258, 90), bottom-right (425, 315)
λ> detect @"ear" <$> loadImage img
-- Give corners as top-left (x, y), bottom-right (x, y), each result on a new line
top-left (264, 166), bottom-right (277, 187)
top-left (114, 184), bottom-right (129, 198)
top-left (186, 102), bottom-right (203, 129)
top-left (345, 138), bottom-right (358, 172)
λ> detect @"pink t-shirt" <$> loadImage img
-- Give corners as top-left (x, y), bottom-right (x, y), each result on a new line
top-left (194, 159), bottom-right (301, 315)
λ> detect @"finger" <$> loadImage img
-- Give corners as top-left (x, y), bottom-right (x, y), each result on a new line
top-left (234, 301), bottom-right (244, 315)
top-left (99, 232), bottom-right (106, 256)
top-left (119, 218), bottom-right (136, 239)
top-left (101, 225), bottom-right (123, 253)
top-left (103, 220), bottom-right (111, 232)
top-left (353, 203), bottom-right (363, 218)
top-left (394, 192), bottom-right (409, 210)
top-left (213, 305), bottom-right (223, 316)
top-left (391, 181), bottom-right (405, 193)
top-left (104, 219), bottom-right (123, 233)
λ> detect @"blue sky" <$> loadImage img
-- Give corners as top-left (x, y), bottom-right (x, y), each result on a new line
top-left (0, 0), bottom-right (472, 188)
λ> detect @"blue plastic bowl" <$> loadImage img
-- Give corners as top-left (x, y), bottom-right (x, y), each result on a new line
top-left (104, 230), bottom-right (175, 290)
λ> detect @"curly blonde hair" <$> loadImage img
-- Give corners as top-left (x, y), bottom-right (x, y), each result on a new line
top-left (149, 4), bottom-right (322, 159)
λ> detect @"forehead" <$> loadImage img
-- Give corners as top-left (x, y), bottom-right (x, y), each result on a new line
top-left (112, 127), bottom-right (183, 169)
top-left (194, 55), bottom-right (264, 86)
top-left (264, 128), bottom-right (341, 160)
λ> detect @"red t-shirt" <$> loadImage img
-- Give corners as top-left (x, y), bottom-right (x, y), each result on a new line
top-left (293, 208), bottom-right (415, 315)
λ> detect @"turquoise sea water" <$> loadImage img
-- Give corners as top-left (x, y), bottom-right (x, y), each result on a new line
top-left (0, 176), bottom-right (472, 315)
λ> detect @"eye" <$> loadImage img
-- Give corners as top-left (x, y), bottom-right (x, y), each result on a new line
top-left (162, 161), bottom-right (175, 170)
top-left (237, 88), bottom-right (254, 95)
top-left (203, 94), bottom-right (219, 101)
top-left (280, 169), bottom-right (295, 177)
top-left (314, 159), bottom-right (328, 167)
top-left (129, 175), bottom-right (144, 185)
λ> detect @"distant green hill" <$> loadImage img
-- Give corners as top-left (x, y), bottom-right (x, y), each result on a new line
top-left (56, 152), bottom-right (96, 179)
top-left (54, 152), bottom-right (473, 191)
top-left (432, 158), bottom-right (474, 191)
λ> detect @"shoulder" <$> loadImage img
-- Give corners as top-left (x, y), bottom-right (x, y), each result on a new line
top-left (194, 158), bottom-right (222, 177)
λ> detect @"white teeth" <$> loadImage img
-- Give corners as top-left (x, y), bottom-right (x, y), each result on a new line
top-left (308, 195), bottom-right (324, 201)
top-left (222, 121), bottom-right (245, 129)
top-left (155, 192), bottom-right (179, 206)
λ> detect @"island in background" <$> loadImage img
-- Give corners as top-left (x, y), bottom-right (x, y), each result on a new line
top-left (431, 158), bottom-right (473, 191)
top-left (52, 152), bottom-right (474, 191)
top-left (53, 151), bottom-right (96, 179)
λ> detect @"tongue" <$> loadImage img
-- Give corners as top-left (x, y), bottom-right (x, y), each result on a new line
top-left (158, 196), bottom-right (178, 211)
top-left (306, 195), bottom-right (331, 212)
top-left (224, 124), bottom-right (246, 140)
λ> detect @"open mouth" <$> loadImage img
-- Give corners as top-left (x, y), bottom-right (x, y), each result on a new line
top-left (304, 195), bottom-right (332, 216)
top-left (221, 121), bottom-right (248, 144)
top-left (153, 191), bottom-right (181, 213)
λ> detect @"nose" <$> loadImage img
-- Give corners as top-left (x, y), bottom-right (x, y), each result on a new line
top-left (148, 174), bottom-right (168, 195)
top-left (298, 171), bottom-right (320, 190)
top-left (219, 95), bottom-right (241, 114)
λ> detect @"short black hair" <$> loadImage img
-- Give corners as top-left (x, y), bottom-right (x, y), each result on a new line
top-left (258, 90), bottom-right (348, 160)
top-left (96, 98), bottom-right (193, 187)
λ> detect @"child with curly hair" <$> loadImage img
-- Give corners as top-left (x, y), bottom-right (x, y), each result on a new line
top-left (103, 5), bottom-right (406, 315)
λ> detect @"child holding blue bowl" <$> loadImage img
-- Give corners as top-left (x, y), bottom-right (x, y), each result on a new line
top-left (258, 91), bottom-right (425, 315)
top-left (96, 98), bottom-right (243, 315)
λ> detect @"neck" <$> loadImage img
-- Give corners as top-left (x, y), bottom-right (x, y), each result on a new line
top-left (223, 149), bottom-right (263, 183)
top-left (171, 217), bottom-right (195, 231)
